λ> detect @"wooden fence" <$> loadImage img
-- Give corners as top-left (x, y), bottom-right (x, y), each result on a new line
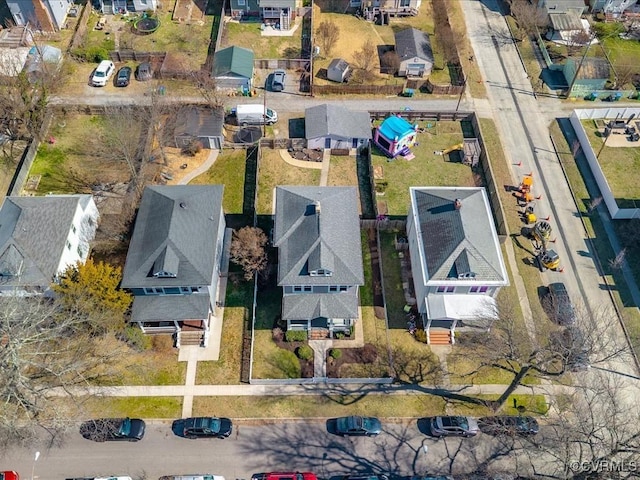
top-left (254, 59), bottom-right (310, 70)
top-left (109, 50), bottom-right (167, 63)
top-left (311, 83), bottom-right (404, 96)
top-left (68, 1), bottom-right (93, 51)
top-left (368, 110), bottom-right (473, 122)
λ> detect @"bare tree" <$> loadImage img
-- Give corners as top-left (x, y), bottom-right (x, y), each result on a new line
top-left (0, 295), bottom-right (131, 445)
top-left (612, 64), bottom-right (636, 90)
top-left (230, 226), bottom-right (268, 281)
top-left (352, 39), bottom-right (377, 73)
top-left (190, 70), bottom-right (225, 109)
top-left (507, 0), bottom-right (550, 39)
top-left (452, 296), bottom-right (629, 410)
top-left (567, 30), bottom-right (592, 56)
top-left (381, 50), bottom-right (400, 75)
top-left (316, 20), bottom-right (340, 57)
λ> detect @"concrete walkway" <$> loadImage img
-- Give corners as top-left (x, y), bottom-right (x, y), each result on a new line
top-left (178, 149), bottom-right (219, 185)
top-left (319, 149), bottom-right (331, 186)
top-left (309, 340), bottom-right (331, 378)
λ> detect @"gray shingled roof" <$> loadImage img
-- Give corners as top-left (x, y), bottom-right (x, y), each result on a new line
top-left (273, 186), bottom-right (364, 286)
top-left (131, 294), bottom-right (211, 321)
top-left (121, 185), bottom-right (224, 288)
top-left (0, 195), bottom-right (92, 289)
top-left (305, 104), bottom-right (372, 141)
top-left (549, 11), bottom-right (583, 31)
top-left (282, 293), bottom-right (359, 320)
top-left (394, 28), bottom-right (434, 62)
top-left (174, 106), bottom-right (225, 139)
top-left (410, 187), bottom-right (507, 283)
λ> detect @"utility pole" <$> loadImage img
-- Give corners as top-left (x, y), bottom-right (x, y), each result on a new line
top-left (455, 71), bottom-right (467, 112)
top-left (567, 33), bottom-right (596, 99)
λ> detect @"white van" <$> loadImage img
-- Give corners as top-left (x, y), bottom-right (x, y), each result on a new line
top-left (235, 104), bottom-right (278, 126)
top-left (91, 60), bottom-right (115, 87)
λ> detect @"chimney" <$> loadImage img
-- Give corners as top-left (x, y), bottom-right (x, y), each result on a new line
top-left (314, 200), bottom-right (321, 215)
top-left (454, 198), bottom-right (462, 210)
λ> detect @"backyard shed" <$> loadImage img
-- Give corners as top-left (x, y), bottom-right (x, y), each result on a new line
top-left (563, 57), bottom-right (611, 97)
top-left (395, 28), bottom-right (433, 77)
top-left (171, 106), bottom-right (225, 150)
top-left (373, 115), bottom-right (418, 158)
top-left (211, 46), bottom-right (254, 91)
top-left (305, 104), bottom-right (371, 150)
top-left (327, 58), bottom-right (351, 83)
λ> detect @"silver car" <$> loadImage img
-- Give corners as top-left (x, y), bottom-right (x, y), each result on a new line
top-left (430, 416), bottom-right (479, 437)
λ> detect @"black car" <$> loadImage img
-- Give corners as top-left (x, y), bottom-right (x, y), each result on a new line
top-left (342, 475), bottom-right (388, 480)
top-left (115, 66), bottom-right (132, 87)
top-left (173, 417), bottom-right (233, 439)
top-left (80, 417), bottom-right (145, 442)
top-left (551, 326), bottom-right (590, 372)
top-left (546, 282), bottom-right (576, 325)
top-left (334, 415), bottom-right (382, 437)
top-left (479, 416), bottom-right (539, 436)
top-left (270, 69), bottom-right (286, 92)
top-left (136, 62), bottom-right (153, 81)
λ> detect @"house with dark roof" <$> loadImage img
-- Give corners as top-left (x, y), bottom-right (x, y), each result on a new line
top-left (273, 186), bottom-right (364, 338)
top-left (538, 0), bottom-right (587, 15)
top-left (259, 0), bottom-right (298, 30)
top-left (394, 28), bottom-right (433, 77)
top-left (229, 0), bottom-right (259, 19)
top-left (211, 46), bottom-right (254, 91)
top-left (407, 187), bottom-right (509, 345)
top-left (305, 104), bottom-right (371, 151)
top-left (121, 185), bottom-right (226, 348)
top-left (563, 57), bottom-right (611, 98)
top-left (0, 194), bottom-right (99, 295)
top-left (171, 106), bottom-right (225, 150)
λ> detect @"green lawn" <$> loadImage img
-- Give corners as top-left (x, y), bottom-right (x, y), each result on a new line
top-left (327, 156), bottom-right (358, 187)
top-left (372, 121), bottom-right (477, 215)
top-left (30, 115), bottom-right (133, 194)
top-left (220, 21), bottom-right (302, 59)
top-left (82, 396), bottom-right (182, 418)
top-left (256, 149), bottom-right (321, 215)
top-left (194, 394), bottom-right (446, 418)
top-left (191, 149), bottom-right (246, 214)
top-left (251, 331), bottom-right (302, 379)
top-left (378, 231), bottom-right (407, 330)
top-left (580, 120), bottom-right (640, 207)
top-left (196, 279), bottom-right (251, 385)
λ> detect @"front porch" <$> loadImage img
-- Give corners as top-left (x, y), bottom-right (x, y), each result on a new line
top-left (287, 316), bottom-right (354, 339)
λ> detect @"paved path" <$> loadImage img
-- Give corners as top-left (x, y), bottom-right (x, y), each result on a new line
top-left (178, 149), bottom-right (218, 184)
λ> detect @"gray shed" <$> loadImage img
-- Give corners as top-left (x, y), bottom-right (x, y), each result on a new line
top-left (327, 58), bottom-right (351, 83)
top-left (173, 106), bottom-right (225, 150)
top-left (395, 28), bottom-right (434, 77)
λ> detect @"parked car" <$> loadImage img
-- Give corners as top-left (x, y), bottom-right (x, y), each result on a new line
top-left (79, 417), bottom-right (146, 442)
top-left (115, 66), bottom-right (132, 87)
top-left (136, 62), bottom-right (153, 81)
top-left (334, 415), bottom-right (382, 436)
top-left (251, 473), bottom-right (317, 480)
top-left (91, 60), bottom-right (115, 87)
top-left (172, 417), bottom-right (233, 439)
top-left (551, 326), bottom-right (590, 372)
top-left (270, 69), bottom-right (286, 92)
top-left (429, 416), bottom-right (479, 437)
top-left (1, 472), bottom-right (19, 480)
top-left (478, 416), bottom-right (539, 436)
top-left (546, 282), bottom-right (576, 326)
top-left (342, 475), bottom-right (388, 480)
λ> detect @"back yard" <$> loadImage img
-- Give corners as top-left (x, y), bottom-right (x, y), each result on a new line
top-left (372, 120), bottom-right (480, 216)
top-left (220, 21), bottom-right (302, 59)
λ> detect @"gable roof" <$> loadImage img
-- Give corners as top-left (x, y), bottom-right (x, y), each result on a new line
top-left (305, 104), bottom-right (372, 141)
top-left (576, 57), bottom-right (610, 80)
top-left (0, 195), bottom-right (93, 288)
top-left (174, 106), bottom-right (225, 139)
top-left (394, 28), bottom-right (433, 62)
top-left (273, 186), bottom-right (364, 286)
top-left (549, 11), bottom-right (583, 31)
top-left (212, 46), bottom-right (254, 79)
top-left (410, 187), bottom-right (507, 284)
top-left (328, 58), bottom-right (350, 73)
top-left (121, 185), bottom-right (224, 288)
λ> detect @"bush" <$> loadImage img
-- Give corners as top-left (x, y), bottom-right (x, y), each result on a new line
top-left (296, 345), bottom-right (313, 360)
top-left (330, 348), bottom-right (342, 359)
top-left (182, 139), bottom-right (203, 156)
top-left (72, 39), bottom-right (114, 62)
top-left (285, 330), bottom-right (307, 342)
top-left (414, 329), bottom-right (428, 344)
top-left (120, 326), bottom-right (152, 351)
top-left (272, 327), bottom-right (284, 342)
top-left (335, 332), bottom-right (345, 340)
top-left (152, 334), bottom-right (175, 353)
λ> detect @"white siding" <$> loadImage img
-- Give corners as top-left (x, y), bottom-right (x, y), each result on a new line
top-left (55, 197), bottom-right (99, 275)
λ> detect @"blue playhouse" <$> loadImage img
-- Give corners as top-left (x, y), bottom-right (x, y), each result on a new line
top-left (373, 115), bottom-right (419, 158)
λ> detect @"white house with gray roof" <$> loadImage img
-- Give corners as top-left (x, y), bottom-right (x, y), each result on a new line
top-left (0, 194), bottom-right (99, 296)
top-left (305, 104), bottom-right (371, 151)
top-left (274, 186), bottom-right (364, 338)
top-left (395, 28), bottom-right (434, 78)
top-left (121, 185), bottom-right (226, 348)
top-left (407, 187), bottom-right (508, 345)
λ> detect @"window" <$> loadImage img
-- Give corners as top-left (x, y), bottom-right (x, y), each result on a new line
top-left (329, 286), bottom-right (338, 292)
top-left (339, 286), bottom-right (348, 292)
top-left (180, 287), bottom-right (191, 293)
top-left (400, 0), bottom-right (410, 6)
top-left (447, 286), bottom-right (455, 293)
top-left (437, 286), bottom-right (446, 293)
top-left (437, 286), bottom-right (455, 293)
top-left (71, 225), bottom-right (77, 234)
top-left (165, 287), bottom-right (180, 295)
top-left (77, 246), bottom-right (84, 257)
top-left (293, 286), bottom-right (303, 292)
top-left (303, 285), bottom-right (312, 292)
top-left (66, 240), bottom-right (72, 250)
top-left (144, 288), bottom-right (161, 295)
top-left (469, 286), bottom-right (479, 293)
top-left (479, 286), bottom-right (489, 293)
top-left (238, 0), bottom-right (245, 5)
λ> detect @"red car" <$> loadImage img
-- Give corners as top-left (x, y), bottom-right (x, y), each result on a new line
top-left (1, 472), bottom-right (20, 480)
top-left (252, 473), bottom-right (317, 480)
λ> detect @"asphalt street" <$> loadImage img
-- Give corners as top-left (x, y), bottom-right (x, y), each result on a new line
top-left (2, 420), bottom-right (540, 480)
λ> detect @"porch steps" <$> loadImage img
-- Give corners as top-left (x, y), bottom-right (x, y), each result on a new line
top-left (179, 331), bottom-right (204, 346)
top-left (309, 328), bottom-right (329, 340)
top-left (429, 329), bottom-right (452, 345)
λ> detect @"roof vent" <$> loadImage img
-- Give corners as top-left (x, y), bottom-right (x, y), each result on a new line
top-left (179, 202), bottom-right (187, 209)
top-left (314, 200), bottom-right (321, 214)
top-left (454, 198), bottom-right (462, 210)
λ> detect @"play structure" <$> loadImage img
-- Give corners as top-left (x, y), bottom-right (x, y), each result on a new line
top-left (373, 116), bottom-right (419, 158)
top-left (434, 139), bottom-right (481, 166)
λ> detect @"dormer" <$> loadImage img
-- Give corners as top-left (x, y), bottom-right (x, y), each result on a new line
top-left (150, 245), bottom-right (179, 278)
